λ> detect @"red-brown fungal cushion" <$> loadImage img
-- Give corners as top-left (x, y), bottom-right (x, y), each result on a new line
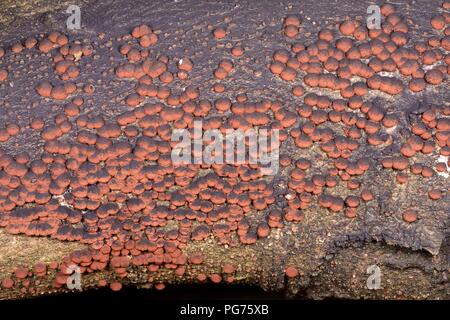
top-left (6, 124), bottom-right (20, 137)
top-left (131, 24), bottom-right (152, 38)
top-left (339, 21), bottom-right (356, 36)
top-left (396, 172), bottom-right (408, 184)
top-left (421, 166), bottom-right (434, 178)
top-left (212, 83), bottom-right (225, 93)
top-left (14, 266), bottom-right (29, 279)
top-left (49, 85), bottom-right (68, 100)
top-left (345, 208), bottom-right (357, 218)
top-left (0, 69), bottom-right (8, 81)
top-left (30, 118), bottom-right (45, 130)
top-left (285, 266), bottom-right (299, 278)
top-left (360, 189), bottom-right (374, 201)
top-left (402, 210), bottom-right (418, 223)
top-left (425, 69), bottom-right (444, 85)
top-left (428, 189), bottom-right (443, 200)
top-left (409, 78), bottom-right (426, 92)
top-left (36, 81), bottom-right (53, 98)
top-left (189, 252), bottom-right (204, 265)
top-left (430, 15), bottom-right (446, 30)
top-left (38, 39), bottom-right (53, 53)
top-left (210, 274), bottom-right (222, 283)
top-left (222, 264), bottom-right (235, 274)
top-left (345, 195), bottom-right (360, 208)
top-left (269, 61), bottom-right (284, 75)
top-left (140, 33), bottom-right (158, 47)
top-left (24, 37), bottom-right (37, 48)
top-left (178, 57), bottom-right (193, 72)
top-left (256, 222), bottom-right (271, 238)
top-left (214, 67), bottom-right (228, 80)
top-left (215, 98), bottom-right (231, 113)
top-left (33, 262), bottom-right (47, 276)
top-left (280, 67), bottom-right (297, 81)
top-left (284, 25), bottom-right (299, 38)
top-left (1, 278), bottom-right (14, 289)
top-left (219, 59), bottom-right (234, 73)
top-left (110, 281), bottom-right (122, 291)
top-left (154, 283), bottom-right (165, 290)
top-left (213, 27), bottom-right (227, 39)
top-left (382, 114), bottom-right (398, 128)
top-left (284, 15), bottom-right (301, 27)
top-left (98, 279), bottom-right (107, 287)
top-left (231, 45), bottom-right (244, 57)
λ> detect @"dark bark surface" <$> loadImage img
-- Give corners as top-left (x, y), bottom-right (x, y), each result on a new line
top-left (0, 0), bottom-right (448, 300)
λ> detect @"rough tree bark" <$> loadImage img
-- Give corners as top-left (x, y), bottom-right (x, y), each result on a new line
top-left (0, 0), bottom-right (448, 300)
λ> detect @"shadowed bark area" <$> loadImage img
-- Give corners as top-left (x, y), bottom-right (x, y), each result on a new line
top-left (0, 0), bottom-right (448, 300)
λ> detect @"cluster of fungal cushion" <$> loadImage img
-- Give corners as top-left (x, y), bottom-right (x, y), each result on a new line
top-left (214, 59), bottom-right (234, 80)
top-left (283, 15), bottom-right (301, 39)
top-left (0, 3), bottom-right (448, 296)
top-left (274, 3), bottom-right (449, 96)
top-left (131, 24), bottom-right (159, 48)
top-left (31, 31), bottom-right (95, 101)
top-left (116, 29), bottom-right (202, 106)
top-left (0, 124), bottom-right (21, 143)
top-left (269, 2), bottom-right (448, 224)
top-left (0, 22), bottom-right (291, 294)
